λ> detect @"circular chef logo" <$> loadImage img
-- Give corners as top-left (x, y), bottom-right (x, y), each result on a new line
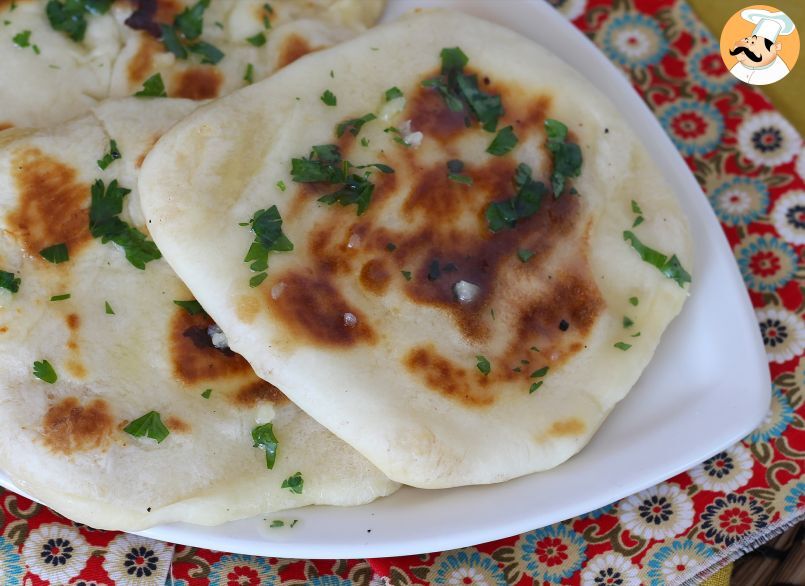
top-left (721, 5), bottom-right (799, 85)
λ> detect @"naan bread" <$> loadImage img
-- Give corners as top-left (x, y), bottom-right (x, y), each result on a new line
top-left (0, 0), bottom-right (385, 129)
top-left (139, 10), bottom-right (694, 488)
top-left (0, 98), bottom-right (398, 531)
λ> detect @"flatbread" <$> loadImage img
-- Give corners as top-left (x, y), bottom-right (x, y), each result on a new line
top-left (0, 0), bottom-right (385, 129)
top-left (0, 97), bottom-right (398, 531)
top-left (139, 10), bottom-right (694, 488)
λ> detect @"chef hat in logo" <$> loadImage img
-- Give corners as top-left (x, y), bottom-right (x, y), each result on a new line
top-left (741, 9), bottom-right (796, 43)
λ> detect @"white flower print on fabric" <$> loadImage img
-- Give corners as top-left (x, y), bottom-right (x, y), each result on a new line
top-left (617, 483), bottom-right (694, 540)
top-left (689, 443), bottom-right (754, 492)
top-left (102, 534), bottom-right (172, 586)
top-left (21, 523), bottom-right (90, 584)
top-left (737, 111), bottom-right (801, 167)
top-left (772, 189), bottom-right (805, 245)
top-left (581, 552), bottom-right (640, 586)
top-left (756, 307), bottom-right (805, 364)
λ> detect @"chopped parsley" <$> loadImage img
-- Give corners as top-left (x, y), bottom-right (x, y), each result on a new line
top-left (633, 215), bottom-right (644, 228)
top-left (33, 360), bottom-right (57, 384)
top-left (252, 422), bottom-right (279, 469)
top-left (201, 388), bottom-right (212, 398)
top-left (270, 520), bottom-right (284, 528)
top-left (623, 231), bottom-right (691, 287)
top-left (401, 270), bottom-right (412, 281)
top-left (105, 300), bottom-right (114, 314)
top-left (281, 472), bottom-right (304, 494)
top-left (629, 296), bottom-right (639, 306)
top-left (336, 113), bottom-right (377, 138)
top-left (486, 163), bottom-right (547, 232)
top-left (246, 32), bottom-right (266, 47)
top-left (89, 179), bottom-right (162, 269)
top-left (360, 137), bottom-right (369, 147)
top-left (448, 173), bottom-right (473, 185)
top-left (476, 355), bottom-right (491, 376)
top-left (244, 63), bottom-right (254, 84)
top-left (173, 299), bottom-right (205, 315)
top-left (421, 47), bottom-right (503, 132)
top-left (529, 381), bottom-right (543, 393)
top-left (544, 119), bottom-right (582, 196)
top-left (39, 243), bottom-right (69, 264)
top-left (134, 73), bottom-right (167, 98)
top-left (320, 89), bottom-right (337, 106)
top-left (12, 29), bottom-right (30, 47)
top-left (623, 316), bottom-right (634, 328)
top-left (631, 331), bottom-right (641, 338)
top-left (46, 0), bottom-right (111, 42)
top-left (530, 366), bottom-right (549, 378)
top-left (385, 86), bottom-right (403, 101)
top-left (290, 144), bottom-right (392, 216)
top-left (614, 342), bottom-right (632, 351)
top-left (97, 139), bottom-right (121, 170)
top-left (124, 411), bottom-right (170, 443)
top-left (243, 206), bottom-right (293, 287)
top-left (50, 293), bottom-right (71, 301)
top-left (517, 249), bottom-right (534, 263)
top-left (158, 0), bottom-right (223, 64)
top-left (276, 180), bottom-right (286, 192)
top-left (486, 125), bottom-right (518, 156)
top-left (631, 200), bottom-right (643, 214)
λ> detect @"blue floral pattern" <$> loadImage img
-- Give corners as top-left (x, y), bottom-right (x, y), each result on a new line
top-left (746, 386), bottom-right (796, 444)
top-left (658, 100), bottom-right (724, 156)
top-left (517, 523), bottom-right (587, 583)
top-left (207, 554), bottom-right (278, 586)
top-left (709, 176), bottom-right (768, 226)
top-left (736, 235), bottom-right (798, 292)
top-left (429, 549), bottom-right (507, 585)
top-left (0, 536), bottom-right (23, 586)
top-left (601, 13), bottom-right (668, 68)
top-left (688, 45), bottom-right (736, 94)
top-left (641, 540), bottom-right (716, 585)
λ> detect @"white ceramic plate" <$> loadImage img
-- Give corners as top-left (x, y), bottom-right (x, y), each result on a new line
top-left (0, 0), bottom-right (770, 559)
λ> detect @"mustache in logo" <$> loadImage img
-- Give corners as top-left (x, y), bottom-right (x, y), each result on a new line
top-left (729, 46), bottom-right (762, 62)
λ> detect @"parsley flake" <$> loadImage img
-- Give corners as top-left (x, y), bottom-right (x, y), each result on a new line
top-left (244, 63), bottom-right (254, 84)
top-left (517, 249), bottom-right (534, 263)
top-left (173, 299), bottom-right (205, 315)
top-left (545, 119), bottom-right (582, 196)
top-left (336, 113), bottom-right (376, 138)
top-left (246, 32), bottom-right (266, 47)
top-left (252, 422), bottom-right (279, 469)
top-left (89, 179), bottom-right (162, 268)
top-left (401, 270), bottom-right (412, 281)
top-left (320, 89), bottom-right (337, 106)
top-left (422, 47), bottom-right (503, 132)
top-left (529, 381), bottom-right (543, 393)
top-left (33, 360), bottom-right (57, 384)
top-left (97, 139), bottom-right (121, 170)
top-left (270, 520), bottom-right (284, 528)
top-left (530, 366), bottom-right (549, 378)
top-left (629, 296), bottom-right (639, 306)
top-left (631, 200), bottom-right (643, 215)
top-left (12, 29), bottom-right (30, 48)
top-left (448, 173), bottom-right (473, 185)
top-left (486, 163), bottom-right (547, 232)
top-left (105, 301), bottom-right (114, 314)
top-left (385, 86), bottom-right (403, 101)
top-left (614, 342), bottom-right (632, 351)
top-left (476, 355), bottom-right (491, 376)
top-left (40, 243), bottom-right (69, 264)
top-left (623, 231), bottom-right (691, 287)
top-left (486, 125), bottom-right (518, 156)
top-left (633, 216), bottom-right (644, 228)
top-left (124, 411), bottom-right (170, 443)
top-left (50, 293), bottom-right (71, 301)
top-left (243, 206), bottom-right (293, 286)
top-left (201, 388), bottom-right (212, 399)
top-left (46, 0), bottom-right (111, 42)
top-left (276, 180), bottom-right (286, 191)
top-left (134, 73), bottom-right (167, 97)
top-left (623, 316), bottom-right (634, 328)
top-left (281, 472), bottom-right (304, 494)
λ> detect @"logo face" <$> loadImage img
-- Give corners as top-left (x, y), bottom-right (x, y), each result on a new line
top-left (720, 5), bottom-right (799, 86)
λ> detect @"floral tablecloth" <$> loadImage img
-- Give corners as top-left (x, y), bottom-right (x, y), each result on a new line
top-left (1, 0), bottom-right (804, 584)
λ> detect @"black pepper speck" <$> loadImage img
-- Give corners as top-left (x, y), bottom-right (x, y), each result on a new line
top-left (559, 320), bottom-right (569, 331)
